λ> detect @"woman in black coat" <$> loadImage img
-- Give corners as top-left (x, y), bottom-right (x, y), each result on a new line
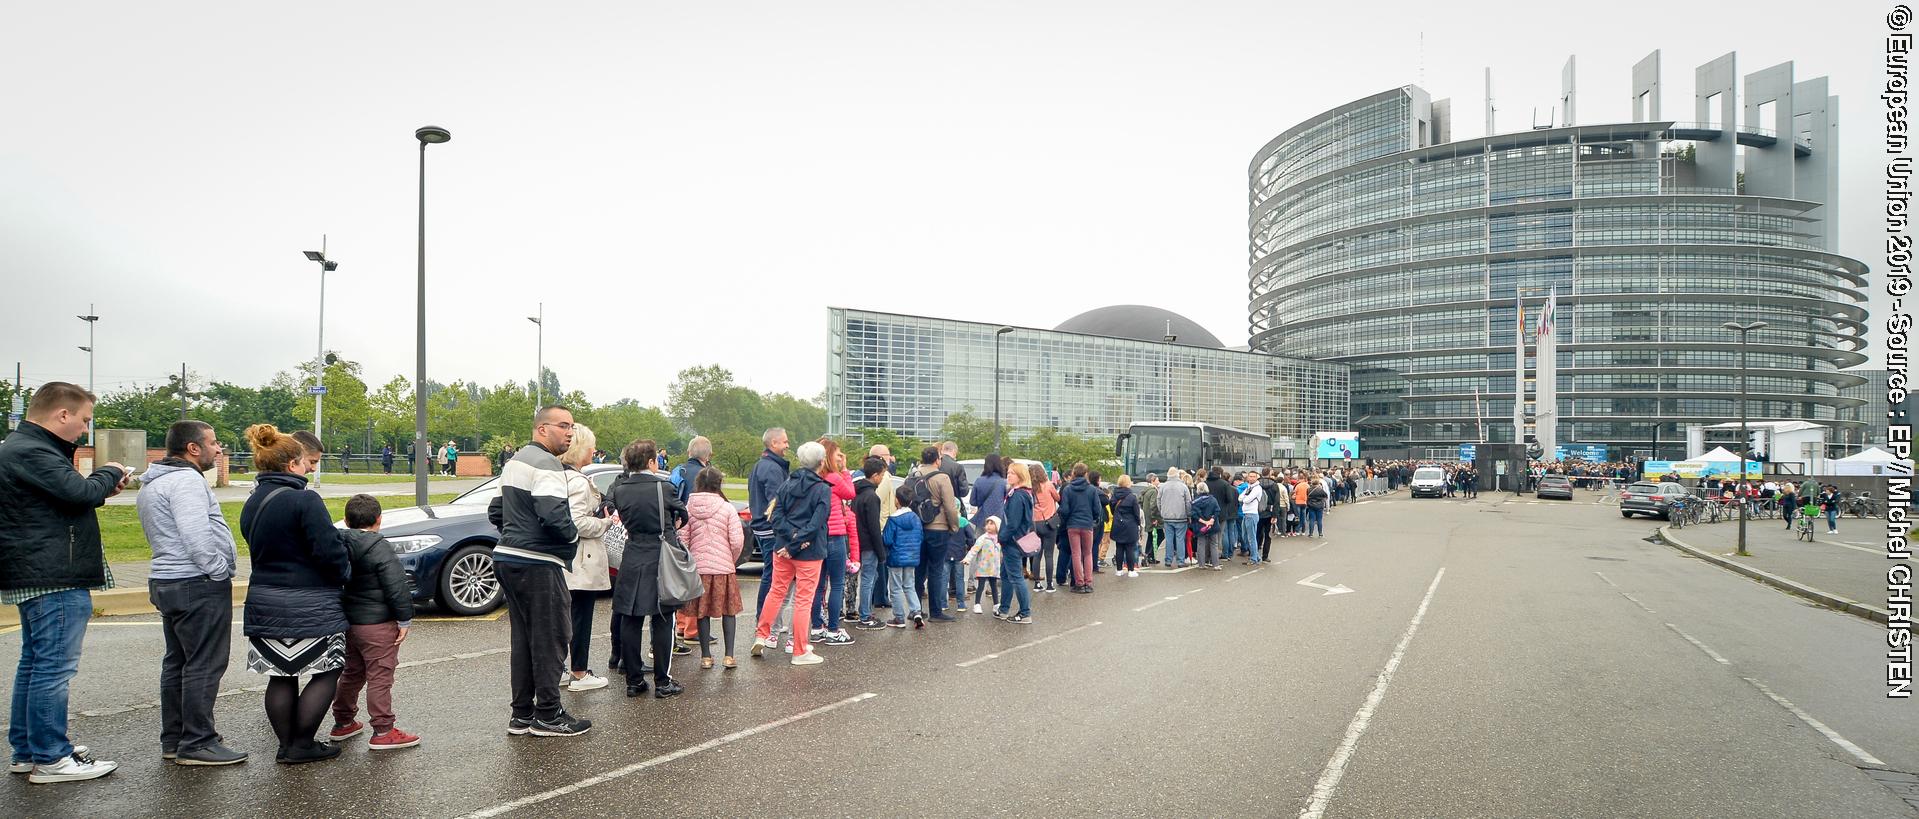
top-left (238, 425), bottom-right (351, 764)
top-left (1108, 476), bottom-right (1142, 575)
top-left (607, 440), bottom-right (688, 699)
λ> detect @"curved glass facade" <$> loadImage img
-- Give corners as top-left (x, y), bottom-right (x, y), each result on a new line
top-left (1248, 85), bottom-right (1868, 458)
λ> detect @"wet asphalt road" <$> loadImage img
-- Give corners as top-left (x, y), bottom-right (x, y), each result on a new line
top-left (3, 491), bottom-right (1914, 817)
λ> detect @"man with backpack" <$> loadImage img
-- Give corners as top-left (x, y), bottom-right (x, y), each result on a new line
top-left (904, 447), bottom-right (959, 621)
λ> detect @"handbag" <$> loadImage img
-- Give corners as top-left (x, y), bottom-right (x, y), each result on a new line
top-left (654, 482), bottom-right (705, 607)
top-left (600, 511), bottom-right (627, 568)
top-left (1016, 530), bottom-right (1042, 555)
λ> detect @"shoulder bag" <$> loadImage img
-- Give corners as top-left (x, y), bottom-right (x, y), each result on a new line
top-left (655, 482), bottom-right (705, 607)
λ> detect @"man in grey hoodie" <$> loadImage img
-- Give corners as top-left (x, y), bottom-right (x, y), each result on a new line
top-left (1156, 468), bottom-right (1191, 568)
top-left (137, 420), bottom-right (246, 766)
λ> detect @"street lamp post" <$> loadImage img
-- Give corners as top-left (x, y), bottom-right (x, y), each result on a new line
top-left (76, 306), bottom-right (97, 445)
top-left (415, 125), bottom-right (451, 506)
top-left (528, 304), bottom-right (543, 417)
top-left (303, 241), bottom-right (338, 486)
top-left (1163, 319), bottom-right (1178, 422)
top-left (992, 326), bottom-right (1013, 454)
top-left (1723, 320), bottom-right (1768, 557)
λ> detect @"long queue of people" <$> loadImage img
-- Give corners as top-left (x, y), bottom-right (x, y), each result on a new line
top-left (0, 385), bottom-right (1372, 782)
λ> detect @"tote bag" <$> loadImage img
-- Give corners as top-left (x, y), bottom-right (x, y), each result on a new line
top-left (654, 482), bottom-right (705, 607)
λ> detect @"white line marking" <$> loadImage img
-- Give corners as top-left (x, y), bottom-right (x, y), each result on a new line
top-left (955, 621), bottom-right (1103, 668)
top-left (1619, 593), bottom-right (1655, 614)
top-left (1156, 564), bottom-right (1198, 574)
top-left (1824, 541), bottom-right (1882, 555)
top-left (1227, 568), bottom-right (1264, 582)
top-left (1663, 623), bottom-right (1730, 664)
top-left (1132, 597), bottom-right (1177, 612)
top-left (1186, 587), bottom-right (1205, 595)
top-left (1742, 677), bottom-right (1885, 767)
top-left (1593, 571), bottom-right (1620, 589)
top-left (455, 692), bottom-right (879, 818)
top-left (1300, 567), bottom-right (1446, 819)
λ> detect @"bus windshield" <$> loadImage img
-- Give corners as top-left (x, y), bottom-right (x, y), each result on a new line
top-left (1124, 426), bottom-right (1201, 478)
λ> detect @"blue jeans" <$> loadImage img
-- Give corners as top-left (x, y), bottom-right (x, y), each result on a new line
top-left (998, 549), bottom-right (1032, 617)
top-left (1221, 513), bottom-right (1242, 557)
top-left (1238, 516), bottom-right (1260, 562)
top-left (1304, 506), bottom-right (1324, 537)
top-left (918, 531), bottom-right (953, 617)
top-left (887, 567), bottom-right (920, 617)
top-left (752, 532), bottom-right (777, 614)
top-left (1825, 508), bottom-right (1839, 531)
top-left (857, 561), bottom-right (882, 620)
top-left (812, 535), bottom-right (848, 632)
top-left (1161, 520), bottom-right (1188, 565)
top-left (10, 589), bottom-right (91, 765)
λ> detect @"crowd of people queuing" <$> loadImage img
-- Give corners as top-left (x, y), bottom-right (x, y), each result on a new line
top-left (0, 385), bottom-right (1384, 781)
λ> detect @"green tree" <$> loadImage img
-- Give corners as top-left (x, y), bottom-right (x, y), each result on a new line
top-left (366, 376), bottom-right (415, 450)
top-left (580, 399), bottom-right (678, 457)
top-left (475, 380), bottom-right (536, 444)
top-left (94, 378), bottom-right (216, 447)
top-left (938, 407), bottom-right (994, 459)
top-left (203, 381), bottom-right (300, 447)
top-left (1013, 427), bottom-right (1119, 474)
top-left (845, 427), bottom-right (926, 462)
top-left (426, 379), bottom-right (480, 449)
top-left (288, 355), bottom-right (372, 448)
top-left (760, 392), bottom-right (826, 444)
top-left (709, 428), bottom-right (768, 478)
top-left (667, 365), bottom-right (736, 421)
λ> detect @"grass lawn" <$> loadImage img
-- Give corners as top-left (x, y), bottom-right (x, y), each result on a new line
top-left (98, 493), bottom-right (459, 565)
top-left (226, 473), bottom-right (473, 485)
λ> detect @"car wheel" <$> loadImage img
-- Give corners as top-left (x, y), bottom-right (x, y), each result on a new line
top-left (437, 543), bottom-right (503, 616)
top-left (1621, 511), bottom-right (1633, 518)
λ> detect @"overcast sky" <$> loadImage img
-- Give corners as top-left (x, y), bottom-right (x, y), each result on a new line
top-left (1, 2), bottom-right (1893, 408)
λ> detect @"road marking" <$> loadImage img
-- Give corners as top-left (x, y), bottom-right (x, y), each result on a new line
top-left (1742, 677), bottom-right (1885, 767)
top-left (1663, 623), bottom-right (1729, 664)
top-left (1618, 593), bottom-right (1655, 614)
top-left (0, 626), bottom-right (16, 636)
top-left (956, 621), bottom-right (1103, 667)
top-left (1152, 564), bottom-right (1197, 574)
top-left (416, 609), bottom-right (511, 622)
top-left (1295, 572), bottom-right (1355, 596)
top-left (1826, 541), bottom-right (1883, 555)
top-left (1227, 568), bottom-right (1264, 582)
top-left (456, 692), bottom-right (880, 819)
top-left (1301, 567), bottom-right (1446, 819)
top-left (1133, 597), bottom-right (1179, 612)
top-left (1593, 571), bottom-right (1620, 589)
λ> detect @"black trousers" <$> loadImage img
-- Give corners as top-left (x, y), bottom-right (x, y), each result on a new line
top-left (620, 613), bottom-right (673, 685)
top-left (149, 577), bottom-right (232, 753)
top-left (568, 590), bottom-right (597, 673)
top-left (497, 562), bottom-right (570, 721)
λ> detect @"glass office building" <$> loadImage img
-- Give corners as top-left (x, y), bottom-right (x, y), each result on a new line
top-left (827, 306), bottom-right (1349, 447)
top-left (1838, 369), bottom-right (1909, 453)
top-left (1247, 52), bottom-right (1868, 459)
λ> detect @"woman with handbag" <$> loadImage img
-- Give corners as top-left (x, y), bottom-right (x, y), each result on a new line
top-left (678, 466), bottom-right (744, 669)
top-left (607, 440), bottom-right (693, 699)
top-left (1026, 463), bottom-right (1061, 593)
top-left (994, 465), bottom-right (1036, 623)
top-left (558, 425), bottom-right (612, 692)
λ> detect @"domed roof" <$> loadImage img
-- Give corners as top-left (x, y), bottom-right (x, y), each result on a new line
top-left (1053, 305), bottom-right (1226, 349)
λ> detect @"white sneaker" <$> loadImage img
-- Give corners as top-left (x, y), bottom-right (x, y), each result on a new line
top-left (972, 603), bottom-right (982, 613)
top-left (750, 637), bottom-right (772, 657)
top-left (791, 650), bottom-right (824, 666)
top-left (1129, 570), bottom-right (1140, 578)
top-left (783, 640), bottom-right (794, 654)
top-left (566, 673), bottom-right (608, 692)
top-left (27, 748), bottom-right (117, 784)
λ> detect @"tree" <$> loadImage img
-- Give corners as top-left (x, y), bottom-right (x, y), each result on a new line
top-left (760, 392), bottom-right (826, 445)
top-left (288, 355), bottom-right (372, 448)
top-left (94, 380), bottom-right (218, 447)
top-left (366, 376), bottom-right (415, 450)
top-left (202, 381), bottom-right (300, 447)
top-left (667, 365), bottom-right (736, 421)
top-left (1013, 427), bottom-right (1120, 474)
top-left (845, 427), bottom-right (927, 462)
top-left (938, 407), bottom-right (994, 459)
top-left (580, 399), bottom-right (678, 458)
top-left (709, 428), bottom-right (768, 478)
top-left (475, 380), bottom-right (536, 444)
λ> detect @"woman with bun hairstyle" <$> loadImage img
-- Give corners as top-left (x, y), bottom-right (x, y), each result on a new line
top-left (238, 425), bottom-right (352, 764)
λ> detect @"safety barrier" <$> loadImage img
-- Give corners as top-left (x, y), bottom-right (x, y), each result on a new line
top-left (1359, 477), bottom-right (1391, 496)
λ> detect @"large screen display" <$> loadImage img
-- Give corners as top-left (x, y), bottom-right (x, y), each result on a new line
top-left (1315, 432), bottom-right (1360, 460)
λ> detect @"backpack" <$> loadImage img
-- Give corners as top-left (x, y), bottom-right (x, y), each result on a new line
top-left (902, 471), bottom-right (943, 526)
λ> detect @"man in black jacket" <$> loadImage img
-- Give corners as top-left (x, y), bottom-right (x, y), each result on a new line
top-left (0, 382), bottom-right (128, 783)
top-left (487, 405), bottom-right (587, 738)
top-left (328, 495), bottom-right (419, 750)
top-left (851, 457), bottom-right (887, 630)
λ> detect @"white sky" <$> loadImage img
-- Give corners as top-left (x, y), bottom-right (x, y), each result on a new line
top-left (1, 2), bottom-right (1893, 407)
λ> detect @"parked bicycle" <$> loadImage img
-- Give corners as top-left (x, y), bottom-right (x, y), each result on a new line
top-left (1843, 492), bottom-right (1880, 519)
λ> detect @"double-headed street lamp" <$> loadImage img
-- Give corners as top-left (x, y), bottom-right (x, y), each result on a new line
top-left (992, 326), bottom-right (1013, 454)
top-left (303, 241), bottom-right (339, 486)
top-left (1723, 319), bottom-right (1768, 557)
top-left (415, 125), bottom-right (451, 506)
top-left (528, 303), bottom-right (543, 417)
top-left (76, 306), bottom-right (97, 445)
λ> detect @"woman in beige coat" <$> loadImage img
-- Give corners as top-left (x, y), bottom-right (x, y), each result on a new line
top-left (559, 424), bottom-right (612, 692)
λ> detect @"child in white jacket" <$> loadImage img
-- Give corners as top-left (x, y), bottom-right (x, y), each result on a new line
top-left (962, 516), bottom-right (1003, 613)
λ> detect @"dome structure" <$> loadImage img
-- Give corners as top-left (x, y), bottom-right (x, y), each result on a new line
top-left (1053, 305), bottom-right (1226, 349)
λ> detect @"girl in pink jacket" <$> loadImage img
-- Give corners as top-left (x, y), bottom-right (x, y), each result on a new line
top-left (677, 467), bottom-right (744, 668)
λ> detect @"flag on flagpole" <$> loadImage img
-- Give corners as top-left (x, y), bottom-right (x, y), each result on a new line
top-left (1535, 290), bottom-right (1558, 458)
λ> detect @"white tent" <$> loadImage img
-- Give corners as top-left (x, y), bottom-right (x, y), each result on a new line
top-left (1831, 447), bottom-right (1912, 477)
top-left (1691, 446), bottom-right (1742, 462)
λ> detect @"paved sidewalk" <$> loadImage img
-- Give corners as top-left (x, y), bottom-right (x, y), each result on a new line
top-left (108, 556), bottom-right (254, 587)
top-left (1658, 514), bottom-right (1906, 621)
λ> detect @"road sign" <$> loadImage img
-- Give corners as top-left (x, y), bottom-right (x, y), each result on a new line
top-left (307, 386), bottom-right (328, 395)
top-left (1459, 444), bottom-right (1477, 460)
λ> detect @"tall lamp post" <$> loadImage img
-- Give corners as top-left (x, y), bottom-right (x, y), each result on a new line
top-left (76, 305), bottom-right (97, 445)
top-left (528, 303), bottom-right (543, 417)
top-left (1723, 320), bottom-right (1768, 557)
top-left (414, 125), bottom-right (451, 506)
top-left (992, 326), bottom-right (1013, 454)
top-left (1163, 319), bottom-right (1178, 421)
top-left (303, 241), bottom-right (338, 486)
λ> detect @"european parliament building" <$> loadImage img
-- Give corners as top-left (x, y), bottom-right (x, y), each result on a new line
top-left (826, 306), bottom-right (1349, 446)
top-left (1247, 51), bottom-right (1869, 459)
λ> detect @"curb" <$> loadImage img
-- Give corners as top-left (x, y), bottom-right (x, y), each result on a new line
top-left (0, 581), bottom-right (249, 627)
top-left (1657, 525), bottom-right (1890, 624)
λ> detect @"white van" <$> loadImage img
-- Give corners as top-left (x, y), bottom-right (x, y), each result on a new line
top-left (1409, 465), bottom-right (1449, 498)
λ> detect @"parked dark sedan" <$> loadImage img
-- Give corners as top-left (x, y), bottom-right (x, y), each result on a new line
top-left (1535, 474), bottom-right (1574, 500)
top-left (366, 464), bottom-right (758, 616)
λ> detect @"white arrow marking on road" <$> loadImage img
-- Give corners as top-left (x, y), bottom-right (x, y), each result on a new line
top-left (1296, 572), bottom-right (1355, 596)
